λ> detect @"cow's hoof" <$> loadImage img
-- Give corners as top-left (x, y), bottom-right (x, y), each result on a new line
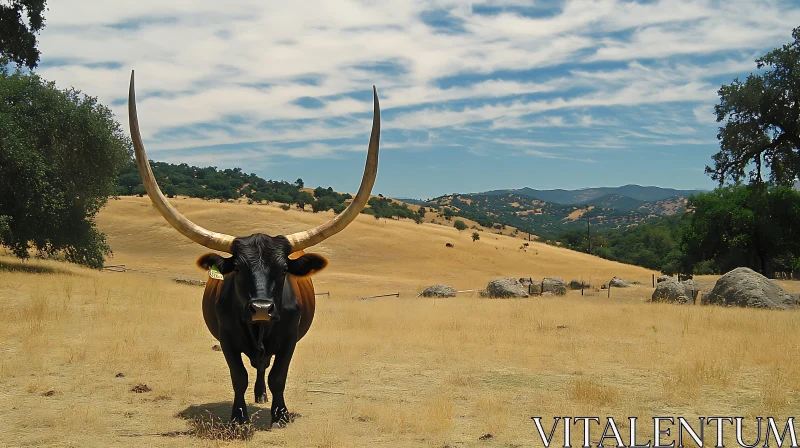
top-left (256, 393), bottom-right (267, 404)
top-left (230, 407), bottom-right (249, 425)
top-left (271, 407), bottom-right (292, 427)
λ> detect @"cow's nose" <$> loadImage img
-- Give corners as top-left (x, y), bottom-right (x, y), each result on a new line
top-left (250, 302), bottom-right (275, 321)
top-left (250, 302), bottom-right (274, 313)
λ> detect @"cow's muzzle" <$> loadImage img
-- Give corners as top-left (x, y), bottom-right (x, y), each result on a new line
top-left (249, 301), bottom-right (277, 322)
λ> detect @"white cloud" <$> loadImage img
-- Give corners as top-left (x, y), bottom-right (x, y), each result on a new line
top-left (31, 0), bottom-right (800, 161)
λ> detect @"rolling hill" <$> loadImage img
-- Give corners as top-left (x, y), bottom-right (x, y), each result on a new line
top-left (116, 162), bottom-right (696, 244)
top-left (95, 196), bottom-right (660, 289)
top-left (479, 185), bottom-right (705, 204)
top-left (581, 194), bottom-right (645, 212)
top-left (420, 190), bottom-right (692, 240)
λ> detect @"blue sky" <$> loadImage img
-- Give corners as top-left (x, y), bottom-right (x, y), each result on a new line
top-left (35, 0), bottom-right (800, 199)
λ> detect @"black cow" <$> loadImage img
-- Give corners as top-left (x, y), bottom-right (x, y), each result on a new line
top-left (127, 70), bottom-right (380, 425)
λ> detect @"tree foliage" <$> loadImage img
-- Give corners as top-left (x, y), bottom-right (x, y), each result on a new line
top-left (682, 183), bottom-right (800, 277)
top-left (295, 191), bottom-right (314, 210)
top-left (0, 0), bottom-right (47, 69)
top-left (557, 184), bottom-right (800, 277)
top-left (361, 197), bottom-right (422, 221)
top-left (453, 219), bottom-right (467, 231)
top-left (0, 67), bottom-right (131, 268)
top-left (555, 215), bottom-right (687, 275)
top-left (117, 160), bottom-right (423, 222)
top-left (709, 27), bottom-right (800, 185)
top-left (118, 161), bottom-right (310, 204)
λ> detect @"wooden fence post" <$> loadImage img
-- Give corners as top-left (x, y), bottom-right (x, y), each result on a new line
top-left (359, 292), bottom-right (400, 301)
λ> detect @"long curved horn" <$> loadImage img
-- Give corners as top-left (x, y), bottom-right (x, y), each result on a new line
top-left (128, 70), bottom-right (235, 253)
top-left (284, 86), bottom-right (380, 252)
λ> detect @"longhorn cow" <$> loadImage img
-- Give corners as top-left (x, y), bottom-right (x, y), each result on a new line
top-left (127, 71), bottom-right (380, 426)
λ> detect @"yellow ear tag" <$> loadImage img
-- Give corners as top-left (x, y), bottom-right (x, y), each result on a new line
top-left (208, 265), bottom-right (224, 280)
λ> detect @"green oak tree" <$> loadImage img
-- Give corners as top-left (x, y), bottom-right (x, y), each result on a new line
top-left (0, 1), bottom-right (47, 69)
top-left (0, 67), bottom-right (131, 268)
top-left (682, 184), bottom-right (800, 277)
top-left (295, 191), bottom-right (314, 210)
top-left (709, 26), bottom-right (800, 186)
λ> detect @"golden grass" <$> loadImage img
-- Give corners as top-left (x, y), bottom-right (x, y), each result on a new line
top-left (0, 196), bottom-right (798, 447)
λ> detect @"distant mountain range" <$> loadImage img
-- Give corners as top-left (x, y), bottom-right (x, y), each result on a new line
top-left (401, 185), bottom-right (705, 239)
top-left (479, 185), bottom-right (706, 204)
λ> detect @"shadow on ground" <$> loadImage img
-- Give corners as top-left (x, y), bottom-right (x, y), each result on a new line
top-left (177, 402), bottom-right (273, 431)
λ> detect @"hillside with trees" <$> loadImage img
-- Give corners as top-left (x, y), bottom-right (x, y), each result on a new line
top-left (424, 192), bottom-right (685, 241)
top-left (116, 160), bottom-right (424, 222)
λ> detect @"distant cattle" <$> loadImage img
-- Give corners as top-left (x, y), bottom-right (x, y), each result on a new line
top-left (445, 242), bottom-right (454, 247)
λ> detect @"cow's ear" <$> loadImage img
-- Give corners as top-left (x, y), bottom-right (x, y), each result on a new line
top-left (196, 253), bottom-right (235, 274)
top-left (287, 253), bottom-right (328, 277)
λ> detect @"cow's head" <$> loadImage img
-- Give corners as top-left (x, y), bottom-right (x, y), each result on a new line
top-left (196, 236), bottom-right (327, 322)
top-left (126, 70), bottom-right (379, 322)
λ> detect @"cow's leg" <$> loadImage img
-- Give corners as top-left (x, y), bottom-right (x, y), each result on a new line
top-left (255, 368), bottom-right (267, 404)
top-left (221, 345), bottom-right (249, 423)
top-left (268, 340), bottom-right (296, 427)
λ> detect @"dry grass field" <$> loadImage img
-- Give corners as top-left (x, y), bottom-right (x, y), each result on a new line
top-left (1, 196), bottom-right (799, 447)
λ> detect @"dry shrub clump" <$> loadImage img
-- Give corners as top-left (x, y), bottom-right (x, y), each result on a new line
top-left (186, 411), bottom-right (258, 441)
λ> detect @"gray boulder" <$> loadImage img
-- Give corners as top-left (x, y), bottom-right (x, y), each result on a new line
top-left (702, 267), bottom-right (792, 310)
top-left (421, 284), bottom-right (456, 298)
top-left (609, 276), bottom-right (631, 288)
top-left (542, 277), bottom-right (567, 296)
top-left (657, 275), bottom-right (672, 283)
top-left (790, 293), bottom-right (800, 307)
top-left (681, 279), bottom-right (699, 294)
top-left (481, 278), bottom-right (529, 298)
top-left (651, 278), bottom-right (692, 304)
top-left (568, 280), bottom-right (590, 290)
top-left (682, 280), bottom-right (701, 302)
top-left (518, 278), bottom-right (535, 295)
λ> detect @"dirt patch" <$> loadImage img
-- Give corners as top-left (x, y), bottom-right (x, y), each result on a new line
top-left (131, 384), bottom-right (152, 393)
